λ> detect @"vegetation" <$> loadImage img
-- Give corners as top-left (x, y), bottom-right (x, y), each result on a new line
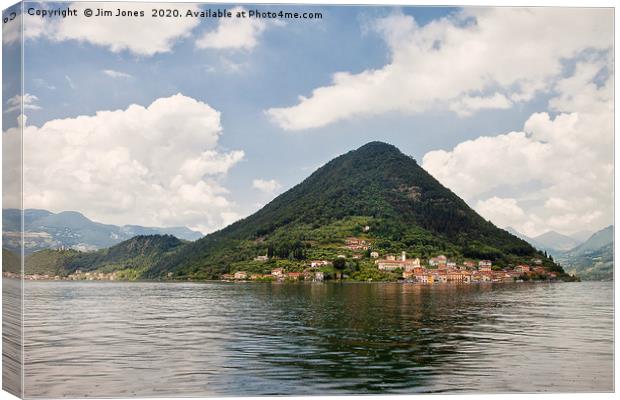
top-left (22, 235), bottom-right (185, 278)
top-left (22, 142), bottom-right (572, 281)
top-left (143, 142), bottom-right (566, 280)
top-left (2, 248), bottom-right (20, 274)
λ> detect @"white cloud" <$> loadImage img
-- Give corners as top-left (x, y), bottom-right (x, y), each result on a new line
top-left (5, 94), bottom-right (42, 113)
top-left (23, 3), bottom-right (200, 56)
top-left (267, 8), bottom-right (612, 130)
top-left (475, 196), bottom-right (527, 227)
top-left (252, 179), bottom-right (282, 194)
top-left (4, 94), bottom-right (245, 234)
top-left (422, 58), bottom-right (613, 237)
top-left (196, 7), bottom-right (279, 51)
top-left (103, 69), bottom-right (132, 79)
top-left (449, 93), bottom-right (512, 117)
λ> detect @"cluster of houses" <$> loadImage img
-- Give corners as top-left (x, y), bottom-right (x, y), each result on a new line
top-left (376, 252), bottom-right (556, 283)
top-left (222, 267), bottom-right (325, 282)
top-left (7, 269), bottom-right (121, 281)
top-left (222, 249), bottom-right (556, 283)
top-left (65, 270), bottom-right (119, 281)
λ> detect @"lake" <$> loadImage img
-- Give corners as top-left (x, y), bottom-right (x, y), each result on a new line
top-left (4, 280), bottom-right (614, 397)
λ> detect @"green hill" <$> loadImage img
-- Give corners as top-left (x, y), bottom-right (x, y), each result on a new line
top-left (2, 248), bottom-right (20, 274)
top-left (25, 249), bottom-right (78, 276)
top-left (144, 141), bottom-right (566, 280)
top-left (24, 235), bottom-right (185, 279)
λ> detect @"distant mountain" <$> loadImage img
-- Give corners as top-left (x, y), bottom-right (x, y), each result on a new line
top-left (570, 225), bottom-right (613, 253)
top-left (505, 227), bottom-right (583, 254)
top-left (532, 231), bottom-right (581, 252)
top-left (2, 209), bottom-right (203, 254)
top-left (570, 230), bottom-right (594, 243)
top-left (557, 225), bottom-right (613, 281)
top-left (505, 226), bottom-right (539, 245)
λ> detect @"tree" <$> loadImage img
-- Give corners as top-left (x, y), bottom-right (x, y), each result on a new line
top-left (333, 258), bottom-right (346, 279)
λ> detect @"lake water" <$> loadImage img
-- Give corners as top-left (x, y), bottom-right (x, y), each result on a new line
top-left (5, 280), bottom-right (614, 397)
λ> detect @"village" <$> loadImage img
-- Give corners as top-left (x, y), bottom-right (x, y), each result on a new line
top-left (220, 236), bottom-right (558, 284)
top-left (6, 236), bottom-right (558, 283)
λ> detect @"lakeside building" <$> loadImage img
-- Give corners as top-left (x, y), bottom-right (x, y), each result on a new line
top-left (376, 252), bottom-right (421, 271)
top-left (479, 260), bottom-right (493, 272)
top-left (515, 265), bottom-right (531, 273)
top-left (234, 271), bottom-right (248, 280)
top-left (271, 268), bottom-right (284, 277)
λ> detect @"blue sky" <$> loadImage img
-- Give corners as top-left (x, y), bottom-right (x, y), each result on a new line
top-left (3, 3), bottom-right (614, 237)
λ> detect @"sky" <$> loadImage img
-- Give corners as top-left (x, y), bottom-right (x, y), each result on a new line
top-left (2, 2), bottom-right (614, 238)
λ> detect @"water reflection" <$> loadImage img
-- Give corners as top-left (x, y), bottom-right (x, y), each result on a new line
top-left (15, 281), bottom-right (613, 397)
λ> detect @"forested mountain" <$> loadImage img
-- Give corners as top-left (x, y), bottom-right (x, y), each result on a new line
top-left (22, 142), bottom-right (569, 281)
top-left (143, 141), bottom-right (563, 279)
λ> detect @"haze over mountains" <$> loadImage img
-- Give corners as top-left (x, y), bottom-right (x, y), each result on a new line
top-left (505, 227), bottom-right (582, 254)
top-left (2, 209), bottom-right (202, 255)
top-left (507, 225), bottom-right (613, 280)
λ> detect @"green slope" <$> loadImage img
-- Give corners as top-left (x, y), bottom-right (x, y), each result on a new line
top-left (2, 248), bottom-right (20, 274)
top-left (24, 235), bottom-right (186, 278)
top-left (145, 141), bottom-right (566, 280)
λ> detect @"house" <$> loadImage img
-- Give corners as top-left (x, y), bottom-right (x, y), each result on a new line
top-left (515, 265), bottom-right (530, 273)
top-left (271, 268), bottom-right (285, 277)
top-left (221, 273), bottom-right (234, 281)
top-left (254, 255), bottom-right (269, 262)
top-left (415, 274), bottom-right (434, 284)
top-left (479, 260), bottom-right (492, 272)
top-left (447, 261), bottom-right (457, 269)
top-left (286, 272), bottom-right (302, 280)
top-left (310, 260), bottom-right (331, 268)
top-left (386, 255), bottom-right (396, 261)
top-left (376, 253), bottom-right (420, 272)
top-left (403, 270), bottom-right (415, 280)
top-left (234, 271), bottom-right (248, 280)
top-left (447, 271), bottom-right (466, 283)
top-left (434, 270), bottom-right (448, 283)
top-left (314, 271), bottom-right (324, 281)
top-left (429, 255), bottom-right (448, 268)
top-left (463, 261), bottom-right (476, 269)
top-left (370, 251), bottom-right (379, 258)
top-left (376, 260), bottom-right (406, 271)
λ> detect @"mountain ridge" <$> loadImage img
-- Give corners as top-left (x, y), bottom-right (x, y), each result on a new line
top-left (2, 208), bottom-right (203, 254)
top-left (144, 141), bottom-right (564, 279)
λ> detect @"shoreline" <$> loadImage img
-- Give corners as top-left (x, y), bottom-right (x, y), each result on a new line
top-left (7, 276), bottom-right (570, 285)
